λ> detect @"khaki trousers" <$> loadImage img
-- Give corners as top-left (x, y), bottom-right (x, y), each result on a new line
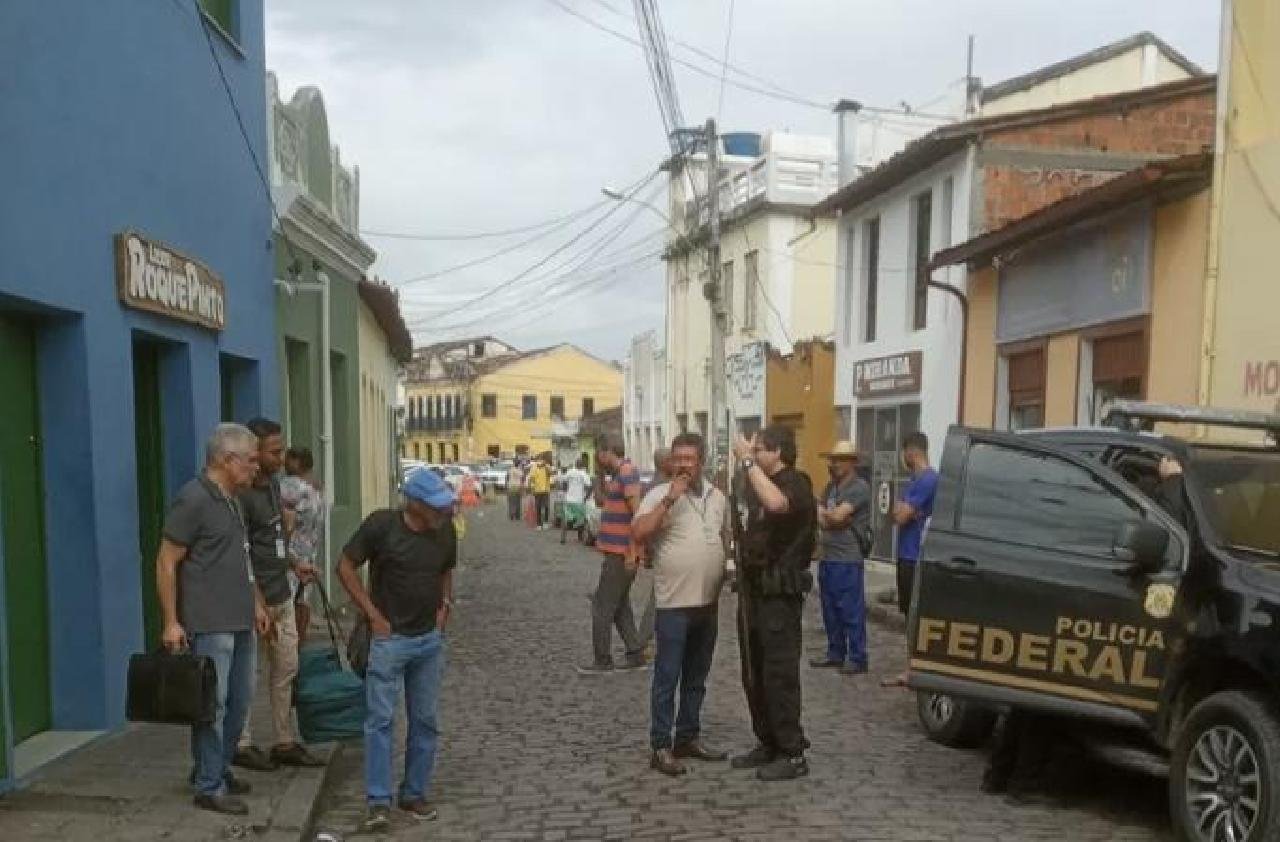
top-left (238, 599), bottom-right (299, 749)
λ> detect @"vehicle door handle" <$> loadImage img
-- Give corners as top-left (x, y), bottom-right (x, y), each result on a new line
top-left (936, 556), bottom-right (979, 575)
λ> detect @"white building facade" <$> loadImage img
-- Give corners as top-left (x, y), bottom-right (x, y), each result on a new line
top-left (623, 330), bottom-right (667, 471)
top-left (663, 131), bottom-right (844, 446)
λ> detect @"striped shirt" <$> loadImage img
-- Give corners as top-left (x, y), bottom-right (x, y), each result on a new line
top-left (598, 459), bottom-right (640, 556)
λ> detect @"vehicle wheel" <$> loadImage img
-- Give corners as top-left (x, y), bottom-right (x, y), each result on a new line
top-left (1170, 691), bottom-right (1280, 842)
top-left (916, 690), bottom-right (996, 749)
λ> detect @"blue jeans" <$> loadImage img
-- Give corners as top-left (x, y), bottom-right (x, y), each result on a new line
top-left (818, 560), bottom-right (867, 668)
top-left (365, 631), bottom-right (446, 806)
top-left (190, 630), bottom-right (257, 797)
top-left (650, 605), bottom-right (718, 750)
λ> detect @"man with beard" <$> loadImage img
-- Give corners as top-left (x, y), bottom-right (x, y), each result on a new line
top-left (729, 425), bottom-right (816, 781)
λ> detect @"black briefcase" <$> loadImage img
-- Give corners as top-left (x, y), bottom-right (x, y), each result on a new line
top-left (126, 650), bottom-right (217, 725)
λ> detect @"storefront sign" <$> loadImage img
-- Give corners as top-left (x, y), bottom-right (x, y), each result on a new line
top-left (115, 232), bottom-right (226, 331)
top-left (854, 351), bottom-right (922, 399)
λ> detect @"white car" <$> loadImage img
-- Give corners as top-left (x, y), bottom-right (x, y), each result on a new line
top-left (479, 460), bottom-right (513, 491)
top-left (437, 464), bottom-right (472, 491)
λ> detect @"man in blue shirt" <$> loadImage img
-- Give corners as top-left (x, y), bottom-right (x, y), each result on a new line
top-left (883, 431), bottom-right (938, 688)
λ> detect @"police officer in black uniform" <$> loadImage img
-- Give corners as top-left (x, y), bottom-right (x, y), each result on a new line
top-left (729, 424), bottom-right (817, 781)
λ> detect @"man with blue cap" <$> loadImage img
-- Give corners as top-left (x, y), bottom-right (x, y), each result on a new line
top-left (338, 467), bottom-right (458, 832)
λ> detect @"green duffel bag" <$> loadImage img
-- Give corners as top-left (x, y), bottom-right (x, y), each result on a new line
top-left (295, 582), bottom-right (366, 744)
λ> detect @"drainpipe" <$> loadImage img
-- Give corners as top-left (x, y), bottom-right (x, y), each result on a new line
top-left (275, 266), bottom-right (335, 596)
top-left (924, 264), bottom-right (969, 424)
top-left (1198, 0), bottom-right (1234, 411)
top-left (317, 269), bottom-right (334, 597)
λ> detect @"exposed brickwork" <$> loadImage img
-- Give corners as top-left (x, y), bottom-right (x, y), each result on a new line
top-left (982, 90), bottom-right (1215, 231)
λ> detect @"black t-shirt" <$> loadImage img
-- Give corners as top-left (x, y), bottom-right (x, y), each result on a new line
top-left (342, 508), bottom-right (457, 636)
top-left (238, 477), bottom-right (291, 606)
top-left (745, 466), bottom-right (817, 570)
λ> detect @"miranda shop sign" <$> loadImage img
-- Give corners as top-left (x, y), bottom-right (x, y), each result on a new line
top-left (116, 232), bottom-right (226, 331)
top-left (853, 350), bottom-right (922, 399)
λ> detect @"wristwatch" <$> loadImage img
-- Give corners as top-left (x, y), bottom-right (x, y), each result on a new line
top-left (740, 458), bottom-right (756, 471)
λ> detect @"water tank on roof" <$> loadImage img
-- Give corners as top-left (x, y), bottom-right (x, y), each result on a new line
top-left (721, 132), bottom-right (762, 157)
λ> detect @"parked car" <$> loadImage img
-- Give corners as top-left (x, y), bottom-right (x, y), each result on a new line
top-left (909, 401), bottom-right (1280, 842)
top-left (479, 460), bottom-right (513, 491)
top-left (437, 464), bottom-right (472, 491)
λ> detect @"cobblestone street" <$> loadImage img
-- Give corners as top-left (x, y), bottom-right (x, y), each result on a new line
top-left (312, 503), bottom-right (1174, 841)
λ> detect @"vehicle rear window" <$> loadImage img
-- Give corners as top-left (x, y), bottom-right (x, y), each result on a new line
top-left (961, 442), bottom-right (1141, 558)
top-left (1191, 448), bottom-right (1280, 556)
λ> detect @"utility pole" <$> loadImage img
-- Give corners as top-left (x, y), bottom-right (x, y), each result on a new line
top-left (703, 117), bottom-right (728, 473)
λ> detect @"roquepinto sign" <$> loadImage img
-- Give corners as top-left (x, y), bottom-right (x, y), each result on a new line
top-left (853, 350), bottom-right (922, 399)
top-left (116, 231), bottom-right (226, 331)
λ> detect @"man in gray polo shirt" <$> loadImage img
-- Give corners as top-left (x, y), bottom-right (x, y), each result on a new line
top-left (631, 433), bottom-right (730, 777)
top-left (811, 441), bottom-right (872, 676)
top-left (156, 423), bottom-right (270, 815)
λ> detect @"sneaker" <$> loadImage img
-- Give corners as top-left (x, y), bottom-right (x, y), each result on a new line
top-left (271, 743), bottom-right (326, 768)
top-left (730, 745), bottom-right (776, 770)
top-left (193, 793), bottom-right (249, 815)
top-left (232, 746), bottom-right (276, 772)
top-left (398, 799), bottom-right (439, 821)
top-left (224, 774), bottom-right (252, 796)
top-left (809, 658), bottom-right (843, 669)
top-left (575, 661), bottom-right (614, 675)
top-left (839, 663), bottom-right (869, 677)
top-left (757, 755), bottom-right (809, 782)
top-left (361, 805), bottom-right (392, 833)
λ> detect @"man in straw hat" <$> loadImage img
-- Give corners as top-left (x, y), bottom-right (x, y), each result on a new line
top-left (811, 441), bottom-right (872, 676)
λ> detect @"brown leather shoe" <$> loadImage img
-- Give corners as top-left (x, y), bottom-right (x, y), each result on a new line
top-left (650, 748), bottom-right (687, 777)
top-left (673, 739), bottom-right (728, 762)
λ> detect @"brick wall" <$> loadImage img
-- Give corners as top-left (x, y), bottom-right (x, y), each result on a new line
top-left (982, 90), bottom-right (1215, 230)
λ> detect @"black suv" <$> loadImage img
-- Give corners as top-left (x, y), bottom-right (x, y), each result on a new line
top-left (908, 402), bottom-right (1280, 842)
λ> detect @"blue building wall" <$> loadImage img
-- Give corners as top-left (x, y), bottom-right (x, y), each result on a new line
top-left (0, 0), bottom-right (277, 749)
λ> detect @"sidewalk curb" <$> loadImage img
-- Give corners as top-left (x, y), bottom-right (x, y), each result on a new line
top-left (263, 740), bottom-right (347, 842)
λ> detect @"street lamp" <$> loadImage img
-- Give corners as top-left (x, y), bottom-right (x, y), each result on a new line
top-left (601, 187), bottom-right (678, 231)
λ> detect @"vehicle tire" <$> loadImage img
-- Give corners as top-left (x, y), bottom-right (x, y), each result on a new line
top-left (1169, 691), bottom-right (1280, 842)
top-left (916, 690), bottom-right (997, 749)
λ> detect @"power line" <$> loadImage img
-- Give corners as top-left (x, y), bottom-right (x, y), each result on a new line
top-left (184, 0), bottom-right (303, 272)
top-left (410, 173), bottom-right (661, 327)
top-left (715, 0), bottom-right (736, 121)
top-left (548, 0), bottom-right (954, 120)
top-left (399, 184), bottom-right (665, 325)
top-left (360, 172), bottom-right (654, 242)
top-left (398, 226), bottom-right (665, 317)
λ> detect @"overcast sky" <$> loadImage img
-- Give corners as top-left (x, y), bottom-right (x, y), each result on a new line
top-left (265, 0), bottom-right (1220, 362)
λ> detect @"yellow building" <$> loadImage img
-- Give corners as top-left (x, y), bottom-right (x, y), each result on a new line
top-left (403, 339), bottom-right (622, 463)
top-left (1202, 0), bottom-right (1280, 413)
top-left (356, 279), bottom-right (411, 512)
top-left (765, 340), bottom-right (838, 484)
top-left (931, 155), bottom-right (1213, 429)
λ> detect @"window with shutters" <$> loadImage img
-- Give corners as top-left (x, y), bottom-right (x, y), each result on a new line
top-left (911, 191), bottom-right (932, 331)
top-left (522, 395), bottom-right (537, 419)
top-left (862, 218), bottom-right (880, 342)
top-left (481, 394), bottom-right (497, 418)
top-left (550, 395), bottom-right (565, 419)
top-left (1005, 346), bottom-right (1046, 431)
top-left (744, 250), bottom-right (759, 330)
top-left (1089, 329), bottom-right (1146, 424)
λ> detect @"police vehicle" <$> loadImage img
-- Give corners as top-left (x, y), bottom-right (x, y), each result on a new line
top-left (908, 402), bottom-right (1280, 842)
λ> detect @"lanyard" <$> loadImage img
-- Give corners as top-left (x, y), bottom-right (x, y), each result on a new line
top-left (201, 475), bottom-right (255, 581)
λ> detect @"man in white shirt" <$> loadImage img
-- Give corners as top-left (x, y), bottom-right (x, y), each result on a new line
top-left (560, 457), bottom-right (593, 545)
top-left (630, 433), bottom-right (730, 776)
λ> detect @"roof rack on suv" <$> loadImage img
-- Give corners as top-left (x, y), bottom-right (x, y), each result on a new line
top-left (1102, 400), bottom-right (1280, 436)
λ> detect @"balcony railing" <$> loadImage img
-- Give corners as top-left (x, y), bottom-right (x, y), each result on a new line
top-left (684, 153), bottom-right (838, 227)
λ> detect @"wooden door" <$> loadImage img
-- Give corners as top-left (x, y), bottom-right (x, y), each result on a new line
top-left (133, 340), bottom-right (165, 648)
top-left (0, 313), bottom-right (51, 742)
